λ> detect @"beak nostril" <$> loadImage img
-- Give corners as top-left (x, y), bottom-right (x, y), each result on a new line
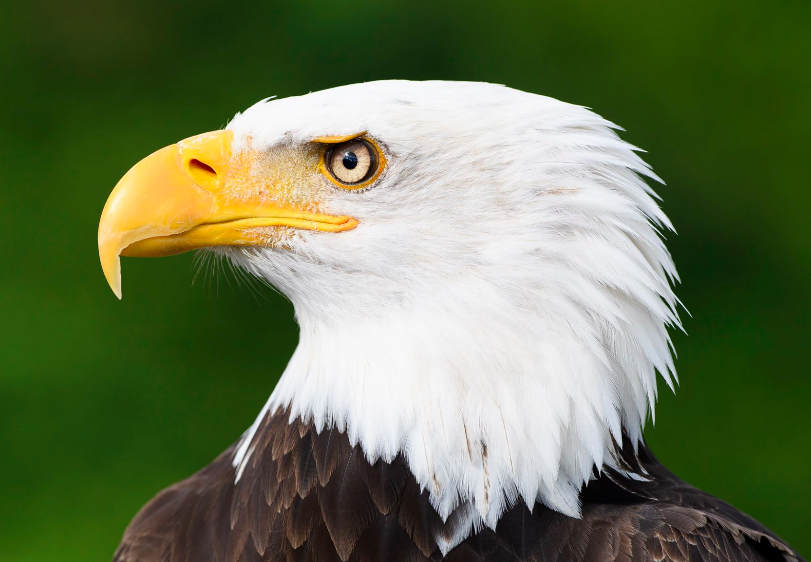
top-left (187, 158), bottom-right (218, 187)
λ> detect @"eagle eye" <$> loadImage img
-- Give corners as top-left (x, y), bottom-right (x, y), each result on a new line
top-left (323, 138), bottom-right (380, 189)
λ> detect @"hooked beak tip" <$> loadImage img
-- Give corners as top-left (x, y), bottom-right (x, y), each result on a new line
top-left (99, 238), bottom-right (123, 299)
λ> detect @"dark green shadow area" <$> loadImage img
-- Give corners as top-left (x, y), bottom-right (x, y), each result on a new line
top-left (1, 0), bottom-right (809, 559)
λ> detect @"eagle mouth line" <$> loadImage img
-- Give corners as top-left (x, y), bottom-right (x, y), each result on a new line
top-left (120, 214), bottom-right (358, 258)
top-left (194, 214), bottom-right (359, 232)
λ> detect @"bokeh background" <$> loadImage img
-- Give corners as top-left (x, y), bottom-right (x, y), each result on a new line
top-left (1, 1), bottom-right (809, 559)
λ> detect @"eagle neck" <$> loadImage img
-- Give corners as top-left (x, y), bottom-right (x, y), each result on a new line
top-left (233, 297), bottom-right (653, 528)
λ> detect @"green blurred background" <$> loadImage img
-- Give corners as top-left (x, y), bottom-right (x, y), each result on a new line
top-left (1, 0), bottom-right (809, 559)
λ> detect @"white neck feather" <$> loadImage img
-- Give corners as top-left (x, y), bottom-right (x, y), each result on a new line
top-left (234, 246), bottom-right (677, 530)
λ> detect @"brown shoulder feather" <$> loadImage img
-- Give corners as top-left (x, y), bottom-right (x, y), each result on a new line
top-left (113, 411), bottom-right (804, 562)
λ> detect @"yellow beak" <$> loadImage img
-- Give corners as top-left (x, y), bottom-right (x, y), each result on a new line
top-left (98, 130), bottom-right (357, 299)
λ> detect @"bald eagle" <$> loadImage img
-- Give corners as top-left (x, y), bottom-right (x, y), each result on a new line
top-left (98, 81), bottom-right (803, 562)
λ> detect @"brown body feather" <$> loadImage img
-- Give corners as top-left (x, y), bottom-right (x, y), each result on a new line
top-left (113, 410), bottom-right (803, 562)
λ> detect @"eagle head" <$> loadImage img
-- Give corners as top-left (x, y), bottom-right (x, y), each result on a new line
top-left (99, 80), bottom-right (680, 527)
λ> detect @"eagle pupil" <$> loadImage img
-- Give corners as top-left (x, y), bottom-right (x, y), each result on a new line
top-left (342, 151), bottom-right (358, 170)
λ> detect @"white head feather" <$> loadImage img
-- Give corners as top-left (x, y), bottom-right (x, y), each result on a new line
top-left (225, 80), bottom-right (680, 545)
